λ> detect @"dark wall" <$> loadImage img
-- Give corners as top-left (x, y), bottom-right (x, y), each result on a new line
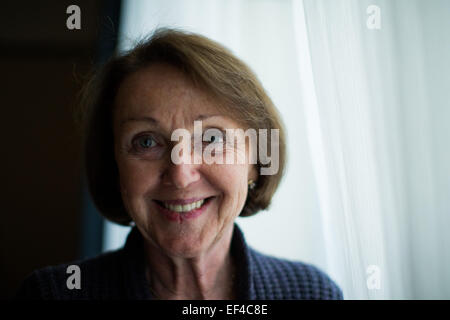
top-left (0, 0), bottom-right (105, 299)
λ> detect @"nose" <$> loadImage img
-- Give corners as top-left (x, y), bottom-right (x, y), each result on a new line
top-left (162, 162), bottom-right (201, 189)
top-left (162, 140), bottom-right (201, 189)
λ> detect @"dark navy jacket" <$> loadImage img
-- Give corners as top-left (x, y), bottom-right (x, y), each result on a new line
top-left (16, 224), bottom-right (343, 300)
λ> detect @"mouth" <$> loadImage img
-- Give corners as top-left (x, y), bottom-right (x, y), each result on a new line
top-left (153, 196), bottom-right (215, 221)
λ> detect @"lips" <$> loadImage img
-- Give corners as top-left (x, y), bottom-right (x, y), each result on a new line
top-left (153, 196), bottom-right (215, 221)
top-left (158, 197), bottom-right (208, 205)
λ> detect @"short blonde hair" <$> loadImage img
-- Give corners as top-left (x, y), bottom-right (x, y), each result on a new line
top-left (77, 28), bottom-right (286, 225)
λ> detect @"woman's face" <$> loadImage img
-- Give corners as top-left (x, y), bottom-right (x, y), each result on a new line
top-left (113, 63), bottom-right (257, 258)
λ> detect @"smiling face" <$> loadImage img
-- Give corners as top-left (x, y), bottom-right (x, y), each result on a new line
top-left (113, 63), bottom-right (257, 258)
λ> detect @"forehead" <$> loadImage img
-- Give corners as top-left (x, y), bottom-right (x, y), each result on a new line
top-left (113, 63), bottom-right (223, 122)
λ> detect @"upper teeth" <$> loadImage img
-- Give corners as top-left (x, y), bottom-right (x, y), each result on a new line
top-left (163, 199), bottom-right (205, 212)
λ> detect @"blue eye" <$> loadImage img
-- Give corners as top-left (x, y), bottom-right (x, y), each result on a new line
top-left (203, 130), bottom-right (225, 145)
top-left (208, 135), bottom-right (220, 143)
top-left (133, 135), bottom-right (157, 151)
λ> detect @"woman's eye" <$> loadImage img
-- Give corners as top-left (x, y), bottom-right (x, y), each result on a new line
top-left (132, 135), bottom-right (157, 151)
top-left (205, 134), bottom-right (224, 144)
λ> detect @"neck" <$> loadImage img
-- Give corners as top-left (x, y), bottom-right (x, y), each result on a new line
top-left (144, 225), bottom-right (236, 300)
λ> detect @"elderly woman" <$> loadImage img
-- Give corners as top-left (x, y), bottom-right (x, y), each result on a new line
top-left (17, 29), bottom-right (342, 300)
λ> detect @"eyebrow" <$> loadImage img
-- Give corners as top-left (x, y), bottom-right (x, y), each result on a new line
top-left (120, 114), bottom-right (223, 126)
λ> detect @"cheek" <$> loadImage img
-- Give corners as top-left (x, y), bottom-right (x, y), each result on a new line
top-left (117, 159), bottom-right (159, 199)
top-left (209, 164), bottom-right (249, 213)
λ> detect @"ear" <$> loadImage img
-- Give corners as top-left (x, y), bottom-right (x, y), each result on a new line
top-left (248, 164), bottom-right (258, 182)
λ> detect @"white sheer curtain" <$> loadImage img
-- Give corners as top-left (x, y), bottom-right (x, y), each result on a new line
top-left (296, 0), bottom-right (450, 299)
top-left (103, 0), bottom-right (450, 299)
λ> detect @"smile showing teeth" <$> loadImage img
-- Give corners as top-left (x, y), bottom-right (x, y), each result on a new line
top-left (162, 199), bottom-right (205, 213)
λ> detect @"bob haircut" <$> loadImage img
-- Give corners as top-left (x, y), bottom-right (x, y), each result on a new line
top-left (78, 28), bottom-right (286, 226)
